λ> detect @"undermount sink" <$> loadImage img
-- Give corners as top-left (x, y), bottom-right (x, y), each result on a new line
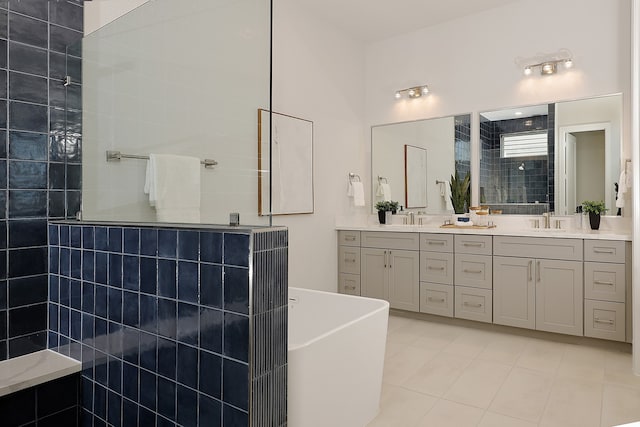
top-left (531, 228), bottom-right (567, 232)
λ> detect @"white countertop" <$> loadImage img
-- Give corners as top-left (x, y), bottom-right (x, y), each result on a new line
top-left (336, 224), bottom-right (632, 241)
top-left (0, 350), bottom-right (81, 397)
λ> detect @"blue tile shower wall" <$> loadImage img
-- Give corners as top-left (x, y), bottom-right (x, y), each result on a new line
top-left (0, 1), bottom-right (84, 360)
top-left (48, 223), bottom-right (288, 427)
top-left (0, 372), bottom-right (80, 427)
top-left (479, 108), bottom-right (555, 213)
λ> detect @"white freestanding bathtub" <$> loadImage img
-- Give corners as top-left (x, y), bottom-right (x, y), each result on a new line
top-left (287, 287), bottom-right (389, 427)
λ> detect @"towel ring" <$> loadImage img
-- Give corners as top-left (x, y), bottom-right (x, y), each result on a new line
top-left (378, 176), bottom-right (388, 184)
top-left (348, 173), bottom-right (361, 183)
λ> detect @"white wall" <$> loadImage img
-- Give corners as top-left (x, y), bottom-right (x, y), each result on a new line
top-left (271, 0), bottom-right (366, 291)
top-left (84, 0), bottom-right (151, 35)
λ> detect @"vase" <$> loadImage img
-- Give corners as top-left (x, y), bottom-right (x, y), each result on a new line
top-left (378, 210), bottom-right (386, 224)
top-left (588, 212), bottom-right (601, 230)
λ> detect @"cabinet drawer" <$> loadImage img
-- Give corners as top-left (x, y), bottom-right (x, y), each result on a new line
top-left (584, 262), bottom-right (625, 303)
top-left (493, 236), bottom-right (582, 261)
top-left (338, 246), bottom-right (361, 274)
top-left (420, 252), bottom-right (453, 285)
top-left (455, 235), bottom-right (492, 255)
top-left (454, 286), bottom-right (492, 323)
top-left (338, 230), bottom-right (361, 247)
top-left (584, 240), bottom-right (625, 263)
top-left (584, 300), bottom-right (625, 342)
top-left (362, 232), bottom-right (419, 250)
top-left (338, 273), bottom-right (361, 296)
top-left (420, 234), bottom-right (453, 253)
top-left (455, 254), bottom-right (492, 289)
top-left (420, 283), bottom-right (453, 317)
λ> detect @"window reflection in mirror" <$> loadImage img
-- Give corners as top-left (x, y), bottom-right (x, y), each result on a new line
top-left (371, 114), bottom-right (470, 214)
top-left (479, 94), bottom-right (622, 215)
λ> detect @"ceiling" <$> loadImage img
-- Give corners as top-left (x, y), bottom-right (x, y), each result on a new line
top-left (292, 0), bottom-right (523, 42)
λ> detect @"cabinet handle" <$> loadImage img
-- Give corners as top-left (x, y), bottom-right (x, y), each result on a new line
top-left (536, 261), bottom-right (541, 282)
top-left (594, 317), bottom-right (615, 325)
top-left (428, 241), bottom-right (445, 245)
top-left (463, 302), bottom-right (483, 308)
top-left (594, 280), bottom-right (614, 286)
top-left (384, 250), bottom-right (387, 268)
top-left (428, 266), bottom-right (445, 271)
top-left (463, 269), bottom-right (482, 274)
top-left (463, 243), bottom-right (483, 247)
top-left (594, 249), bottom-right (615, 254)
top-left (528, 260), bottom-right (532, 282)
top-left (345, 236), bottom-right (356, 241)
top-left (389, 250), bottom-right (392, 268)
top-left (345, 285), bottom-right (356, 290)
top-left (345, 258), bottom-right (356, 263)
top-left (428, 297), bottom-right (446, 303)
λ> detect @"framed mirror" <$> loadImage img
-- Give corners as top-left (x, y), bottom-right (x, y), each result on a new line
top-left (371, 114), bottom-right (471, 213)
top-left (478, 94), bottom-right (622, 215)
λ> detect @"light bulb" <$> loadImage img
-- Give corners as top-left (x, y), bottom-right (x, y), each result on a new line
top-left (564, 58), bottom-right (573, 68)
top-left (408, 88), bottom-right (416, 97)
top-left (421, 86), bottom-right (429, 95)
top-left (541, 62), bottom-right (556, 75)
top-left (395, 91), bottom-right (402, 99)
top-left (523, 66), bottom-right (532, 76)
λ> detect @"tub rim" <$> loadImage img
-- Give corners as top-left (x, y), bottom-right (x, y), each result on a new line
top-left (288, 287), bottom-right (389, 352)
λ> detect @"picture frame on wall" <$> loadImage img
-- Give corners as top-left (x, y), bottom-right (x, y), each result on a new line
top-left (258, 109), bottom-right (314, 215)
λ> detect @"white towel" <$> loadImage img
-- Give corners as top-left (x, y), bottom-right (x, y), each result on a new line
top-left (379, 183), bottom-right (392, 201)
top-left (350, 182), bottom-right (365, 207)
top-left (144, 154), bottom-right (201, 223)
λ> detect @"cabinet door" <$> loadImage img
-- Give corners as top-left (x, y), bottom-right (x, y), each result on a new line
top-left (493, 256), bottom-right (535, 329)
top-left (361, 248), bottom-right (387, 301)
top-left (536, 259), bottom-right (583, 336)
top-left (388, 250), bottom-right (420, 312)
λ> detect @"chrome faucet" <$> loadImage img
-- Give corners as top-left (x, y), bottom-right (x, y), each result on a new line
top-left (408, 212), bottom-right (415, 225)
top-left (542, 211), bottom-right (552, 228)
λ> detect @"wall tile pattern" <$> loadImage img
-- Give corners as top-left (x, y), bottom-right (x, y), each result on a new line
top-left (0, 372), bottom-right (80, 427)
top-left (48, 223), bottom-right (287, 427)
top-left (0, 0), bottom-right (83, 361)
top-left (479, 106), bottom-right (555, 213)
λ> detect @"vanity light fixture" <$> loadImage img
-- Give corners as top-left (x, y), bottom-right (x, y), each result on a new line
top-left (523, 57), bottom-right (574, 76)
top-left (395, 84), bottom-right (429, 100)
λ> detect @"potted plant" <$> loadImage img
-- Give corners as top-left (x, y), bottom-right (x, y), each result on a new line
top-left (389, 201), bottom-right (400, 214)
top-left (449, 171), bottom-right (471, 214)
top-left (375, 201), bottom-right (391, 224)
top-left (582, 200), bottom-right (607, 230)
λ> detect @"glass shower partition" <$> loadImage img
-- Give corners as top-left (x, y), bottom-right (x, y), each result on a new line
top-left (69, 0), bottom-right (272, 226)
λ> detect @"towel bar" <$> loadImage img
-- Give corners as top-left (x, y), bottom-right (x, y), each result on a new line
top-left (106, 150), bottom-right (218, 168)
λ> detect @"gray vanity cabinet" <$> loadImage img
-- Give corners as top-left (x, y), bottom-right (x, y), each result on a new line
top-left (360, 232), bottom-right (420, 312)
top-left (493, 236), bottom-right (583, 336)
top-left (535, 259), bottom-right (583, 336)
top-left (338, 231), bottom-right (361, 295)
top-left (583, 240), bottom-right (629, 342)
top-left (493, 256), bottom-right (535, 329)
top-left (419, 234), bottom-right (455, 317)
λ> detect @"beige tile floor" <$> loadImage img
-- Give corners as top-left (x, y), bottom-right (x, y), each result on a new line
top-left (368, 313), bottom-right (640, 427)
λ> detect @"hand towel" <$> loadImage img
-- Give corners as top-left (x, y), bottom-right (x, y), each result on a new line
top-left (351, 182), bottom-right (365, 207)
top-left (618, 169), bottom-right (628, 195)
top-left (379, 183), bottom-right (392, 201)
top-left (144, 154), bottom-right (201, 223)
